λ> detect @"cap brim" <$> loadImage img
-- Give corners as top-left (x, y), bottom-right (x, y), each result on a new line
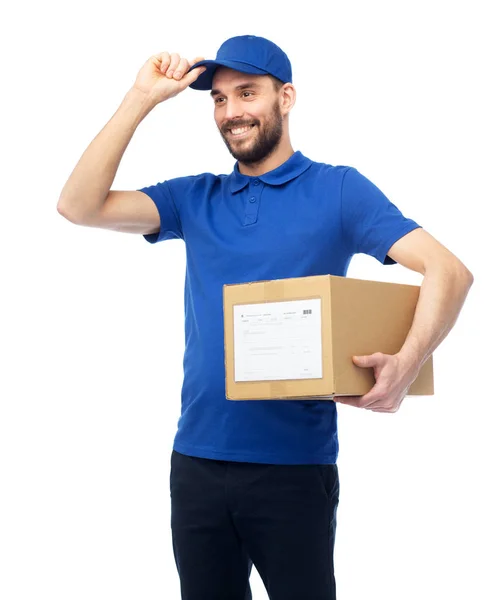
top-left (188, 60), bottom-right (269, 90)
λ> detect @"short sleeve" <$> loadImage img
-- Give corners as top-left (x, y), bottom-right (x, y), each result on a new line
top-left (137, 180), bottom-right (183, 243)
top-left (341, 167), bottom-right (421, 265)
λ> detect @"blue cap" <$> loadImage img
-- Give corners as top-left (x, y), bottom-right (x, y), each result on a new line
top-left (188, 35), bottom-right (292, 91)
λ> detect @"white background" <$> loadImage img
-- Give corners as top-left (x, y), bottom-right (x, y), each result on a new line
top-left (1, 0), bottom-right (488, 598)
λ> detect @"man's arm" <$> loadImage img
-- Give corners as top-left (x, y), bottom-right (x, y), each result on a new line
top-left (57, 87), bottom-right (160, 232)
top-left (387, 227), bottom-right (473, 369)
top-left (57, 52), bottom-right (205, 232)
top-left (336, 227), bottom-right (474, 412)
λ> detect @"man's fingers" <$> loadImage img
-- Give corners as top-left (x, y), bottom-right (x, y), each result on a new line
top-left (352, 352), bottom-right (385, 369)
top-left (150, 53), bottom-right (206, 83)
top-left (173, 57), bottom-right (189, 80)
top-left (152, 51), bottom-right (171, 74)
top-left (334, 396), bottom-right (361, 405)
top-left (182, 64), bottom-right (207, 85)
top-left (151, 53), bottom-right (205, 77)
top-left (334, 392), bottom-right (380, 407)
top-left (182, 57), bottom-right (207, 83)
top-left (166, 52), bottom-right (182, 78)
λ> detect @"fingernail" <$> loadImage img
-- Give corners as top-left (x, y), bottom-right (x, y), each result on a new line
top-left (174, 71), bottom-right (181, 78)
top-left (167, 70), bottom-right (174, 77)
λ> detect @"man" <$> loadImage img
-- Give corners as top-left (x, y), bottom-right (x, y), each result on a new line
top-left (57, 35), bottom-right (473, 600)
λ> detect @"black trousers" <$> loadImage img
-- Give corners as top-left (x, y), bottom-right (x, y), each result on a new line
top-left (170, 450), bottom-right (339, 600)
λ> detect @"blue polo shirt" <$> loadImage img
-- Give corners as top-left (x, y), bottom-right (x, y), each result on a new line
top-left (138, 151), bottom-right (421, 464)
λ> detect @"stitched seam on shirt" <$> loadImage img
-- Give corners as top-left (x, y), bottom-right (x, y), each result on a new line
top-left (165, 181), bottom-right (185, 241)
top-left (340, 166), bottom-right (355, 254)
top-left (174, 441), bottom-right (338, 463)
top-left (377, 223), bottom-right (421, 264)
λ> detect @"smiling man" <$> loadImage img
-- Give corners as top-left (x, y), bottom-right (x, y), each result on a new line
top-left (212, 72), bottom-right (288, 168)
top-left (57, 35), bottom-right (473, 600)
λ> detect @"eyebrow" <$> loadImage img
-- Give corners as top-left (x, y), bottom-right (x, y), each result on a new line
top-left (210, 82), bottom-right (261, 98)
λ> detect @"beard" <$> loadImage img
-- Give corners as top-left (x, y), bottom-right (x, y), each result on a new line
top-left (218, 100), bottom-right (283, 165)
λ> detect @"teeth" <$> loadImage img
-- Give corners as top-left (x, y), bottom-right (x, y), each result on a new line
top-left (230, 125), bottom-right (253, 135)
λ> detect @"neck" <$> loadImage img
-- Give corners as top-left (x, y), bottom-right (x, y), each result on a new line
top-left (237, 138), bottom-right (295, 177)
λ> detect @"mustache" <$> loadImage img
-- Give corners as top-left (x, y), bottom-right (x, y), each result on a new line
top-left (221, 120), bottom-right (258, 131)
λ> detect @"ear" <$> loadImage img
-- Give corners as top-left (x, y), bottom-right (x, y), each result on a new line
top-left (280, 83), bottom-right (296, 116)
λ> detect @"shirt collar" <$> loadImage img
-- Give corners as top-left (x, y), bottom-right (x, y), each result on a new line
top-left (229, 151), bottom-right (313, 194)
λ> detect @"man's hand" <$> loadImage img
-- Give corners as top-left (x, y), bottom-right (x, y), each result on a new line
top-left (334, 352), bottom-right (419, 413)
top-left (131, 52), bottom-right (207, 105)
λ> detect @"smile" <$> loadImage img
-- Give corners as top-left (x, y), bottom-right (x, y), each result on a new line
top-left (228, 124), bottom-right (255, 138)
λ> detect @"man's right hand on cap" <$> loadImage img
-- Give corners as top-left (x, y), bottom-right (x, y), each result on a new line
top-left (131, 52), bottom-right (206, 105)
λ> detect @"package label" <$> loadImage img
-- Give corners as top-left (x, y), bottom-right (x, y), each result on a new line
top-left (233, 298), bottom-right (323, 382)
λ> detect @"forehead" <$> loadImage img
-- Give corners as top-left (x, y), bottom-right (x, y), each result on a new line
top-left (211, 67), bottom-right (270, 91)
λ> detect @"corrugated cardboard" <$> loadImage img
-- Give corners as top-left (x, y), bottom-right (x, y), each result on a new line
top-left (223, 274), bottom-right (434, 400)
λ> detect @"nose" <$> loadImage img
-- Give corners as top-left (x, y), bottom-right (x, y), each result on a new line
top-left (223, 97), bottom-right (244, 121)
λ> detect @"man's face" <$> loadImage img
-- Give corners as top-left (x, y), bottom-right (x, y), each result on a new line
top-left (211, 68), bottom-right (284, 165)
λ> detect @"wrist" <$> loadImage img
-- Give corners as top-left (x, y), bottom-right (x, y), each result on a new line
top-left (120, 87), bottom-right (158, 122)
top-left (395, 348), bottom-right (423, 380)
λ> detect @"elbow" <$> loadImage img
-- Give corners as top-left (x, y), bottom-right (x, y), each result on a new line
top-left (57, 197), bottom-right (73, 221)
top-left (463, 266), bottom-right (474, 288)
top-left (425, 257), bottom-right (474, 289)
top-left (460, 267), bottom-right (474, 303)
top-left (452, 261), bottom-right (474, 292)
top-left (57, 198), bottom-right (84, 225)
top-left (454, 258), bottom-right (474, 287)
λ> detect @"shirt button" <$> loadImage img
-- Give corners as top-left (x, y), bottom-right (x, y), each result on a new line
top-left (253, 179), bottom-right (260, 186)
top-left (249, 197), bottom-right (256, 203)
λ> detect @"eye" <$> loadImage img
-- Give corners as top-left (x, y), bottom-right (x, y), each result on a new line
top-left (214, 97), bottom-right (225, 104)
top-left (242, 91), bottom-right (254, 98)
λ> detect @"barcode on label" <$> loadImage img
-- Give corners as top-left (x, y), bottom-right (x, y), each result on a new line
top-left (303, 309), bottom-right (312, 315)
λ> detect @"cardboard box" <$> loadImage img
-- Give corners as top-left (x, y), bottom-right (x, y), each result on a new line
top-left (223, 274), bottom-right (434, 400)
